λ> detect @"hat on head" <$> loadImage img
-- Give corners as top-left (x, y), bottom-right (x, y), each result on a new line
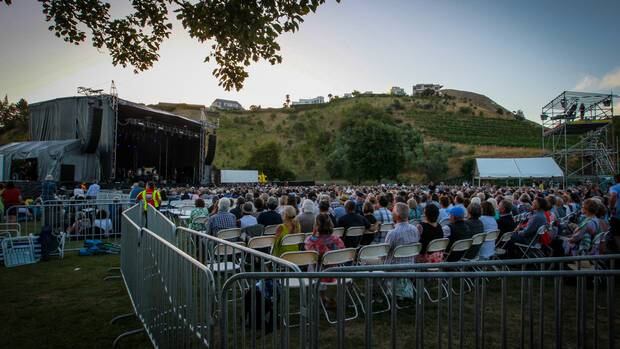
top-left (242, 202), bottom-right (254, 214)
top-left (448, 206), bottom-right (466, 219)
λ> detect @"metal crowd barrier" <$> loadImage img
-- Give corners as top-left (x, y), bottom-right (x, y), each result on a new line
top-left (219, 255), bottom-right (620, 349)
top-left (119, 209), bottom-right (216, 348)
top-left (5, 200), bottom-right (131, 248)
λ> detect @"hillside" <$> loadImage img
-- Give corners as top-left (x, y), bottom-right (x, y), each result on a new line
top-left (155, 92), bottom-right (544, 181)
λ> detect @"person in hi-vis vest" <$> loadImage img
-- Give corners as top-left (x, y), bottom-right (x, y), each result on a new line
top-left (136, 182), bottom-right (161, 211)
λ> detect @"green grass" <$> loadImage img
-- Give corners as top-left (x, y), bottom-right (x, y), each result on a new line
top-left (0, 253), bottom-right (151, 349)
top-left (1, 252), bottom-right (619, 348)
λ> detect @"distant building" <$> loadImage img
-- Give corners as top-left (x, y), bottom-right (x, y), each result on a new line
top-left (412, 84), bottom-right (443, 95)
top-left (390, 86), bottom-right (406, 96)
top-left (211, 99), bottom-right (243, 111)
top-left (343, 93), bottom-right (353, 98)
top-left (362, 91), bottom-right (374, 96)
top-left (291, 96), bottom-right (325, 106)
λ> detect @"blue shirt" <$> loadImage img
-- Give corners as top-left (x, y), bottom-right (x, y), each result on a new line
top-left (41, 180), bottom-right (56, 201)
top-left (208, 211), bottom-right (237, 236)
top-left (610, 184), bottom-right (620, 218)
top-left (129, 186), bottom-right (143, 202)
top-left (86, 184), bottom-right (100, 198)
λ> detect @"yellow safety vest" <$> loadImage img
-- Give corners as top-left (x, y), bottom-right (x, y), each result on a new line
top-left (140, 189), bottom-right (161, 211)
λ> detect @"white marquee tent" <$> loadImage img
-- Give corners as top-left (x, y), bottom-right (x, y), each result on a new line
top-left (474, 157), bottom-right (564, 185)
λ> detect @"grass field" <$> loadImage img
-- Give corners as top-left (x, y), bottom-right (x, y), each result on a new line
top-left (0, 253), bottom-right (151, 349)
top-left (2, 250), bottom-right (618, 348)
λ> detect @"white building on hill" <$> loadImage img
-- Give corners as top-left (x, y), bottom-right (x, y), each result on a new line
top-left (292, 96), bottom-right (325, 105)
top-left (211, 99), bottom-right (243, 110)
top-left (390, 86), bottom-right (406, 96)
top-left (412, 83), bottom-right (443, 95)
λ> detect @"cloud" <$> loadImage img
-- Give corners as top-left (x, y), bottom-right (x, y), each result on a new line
top-left (575, 67), bottom-right (620, 92)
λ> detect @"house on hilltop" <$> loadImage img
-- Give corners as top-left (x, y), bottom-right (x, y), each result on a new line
top-left (412, 83), bottom-right (443, 95)
top-left (390, 86), bottom-right (406, 96)
top-left (211, 99), bottom-right (243, 111)
top-left (291, 96), bottom-right (325, 106)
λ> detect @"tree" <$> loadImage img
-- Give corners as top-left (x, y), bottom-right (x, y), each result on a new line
top-left (514, 109), bottom-right (525, 120)
top-left (326, 104), bottom-right (423, 183)
top-left (284, 94), bottom-right (291, 108)
top-left (2, 0), bottom-right (338, 91)
top-left (0, 95), bottom-right (29, 131)
top-left (246, 141), bottom-right (295, 181)
top-left (327, 93), bottom-right (333, 102)
top-left (351, 90), bottom-right (361, 97)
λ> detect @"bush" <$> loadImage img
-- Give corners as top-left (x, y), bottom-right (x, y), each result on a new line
top-left (458, 106), bottom-right (473, 115)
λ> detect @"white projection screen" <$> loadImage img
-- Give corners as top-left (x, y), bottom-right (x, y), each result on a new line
top-left (220, 170), bottom-right (259, 183)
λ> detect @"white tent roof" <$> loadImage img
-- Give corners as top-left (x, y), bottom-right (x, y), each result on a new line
top-left (475, 157), bottom-right (563, 179)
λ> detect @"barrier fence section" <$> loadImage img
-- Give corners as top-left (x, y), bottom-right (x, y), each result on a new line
top-left (219, 255), bottom-right (620, 349)
top-left (121, 205), bottom-right (302, 348)
top-left (120, 209), bottom-right (216, 348)
top-left (5, 199), bottom-right (131, 246)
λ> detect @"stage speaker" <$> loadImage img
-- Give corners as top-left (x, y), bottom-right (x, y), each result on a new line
top-left (205, 134), bottom-right (217, 165)
top-left (81, 105), bottom-right (103, 154)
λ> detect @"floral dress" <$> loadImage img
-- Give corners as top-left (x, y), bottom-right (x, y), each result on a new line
top-left (304, 234), bottom-right (345, 282)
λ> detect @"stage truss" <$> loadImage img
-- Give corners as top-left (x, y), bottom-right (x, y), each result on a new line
top-left (541, 91), bottom-right (617, 181)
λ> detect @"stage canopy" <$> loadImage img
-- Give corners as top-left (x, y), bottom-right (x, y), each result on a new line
top-left (0, 140), bottom-right (99, 182)
top-left (474, 157), bottom-right (564, 180)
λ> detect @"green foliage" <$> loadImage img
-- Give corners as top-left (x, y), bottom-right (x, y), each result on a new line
top-left (497, 107), bottom-right (504, 115)
top-left (246, 141), bottom-right (295, 180)
top-left (458, 106), bottom-right (473, 115)
top-left (8, 0), bottom-right (337, 91)
top-left (0, 95), bottom-right (29, 133)
top-left (417, 143), bottom-right (453, 181)
top-left (461, 157), bottom-right (476, 179)
top-left (327, 104), bottom-right (423, 183)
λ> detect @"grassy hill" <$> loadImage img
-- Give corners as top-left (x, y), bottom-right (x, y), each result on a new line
top-left (153, 91), bottom-right (544, 181)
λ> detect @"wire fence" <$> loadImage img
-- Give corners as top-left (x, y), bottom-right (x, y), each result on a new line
top-left (116, 205), bottom-right (620, 349)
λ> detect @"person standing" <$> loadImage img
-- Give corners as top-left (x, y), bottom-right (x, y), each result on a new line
top-left (136, 182), bottom-right (162, 211)
top-left (129, 182), bottom-right (143, 203)
top-left (40, 174), bottom-right (57, 202)
top-left (608, 174), bottom-right (620, 251)
top-left (86, 182), bottom-right (101, 200)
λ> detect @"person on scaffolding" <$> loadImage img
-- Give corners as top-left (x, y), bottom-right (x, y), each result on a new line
top-left (136, 182), bottom-right (162, 211)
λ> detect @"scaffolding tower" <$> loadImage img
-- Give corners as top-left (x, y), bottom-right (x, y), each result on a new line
top-left (541, 91), bottom-right (618, 183)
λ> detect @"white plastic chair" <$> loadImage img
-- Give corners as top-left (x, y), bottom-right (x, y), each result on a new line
top-left (217, 228), bottom-right (241, 242)
top-left (264, 225), bottom-right (279, 235)
top-left (355, 243), bottom-right (391, 314)
top-left (319, 248), bottom-right (359, 324)
top-left (332, 227), bottom-right (345, 237)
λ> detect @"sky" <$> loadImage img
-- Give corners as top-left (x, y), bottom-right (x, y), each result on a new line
top-left (1, 0), bottom-right (619, 123)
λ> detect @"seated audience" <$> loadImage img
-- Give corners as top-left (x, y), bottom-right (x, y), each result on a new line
top-left (417, 203), bottom-right (444, 263)
top-left (443, 206), bottom-right (471, 247)
top-left (189, 198), bottom-right (210, 231)
top-left (297, 199), bottom-right (317, 233)
top-left (239, 202), bottom-right (258, 228)
top-left (385, 202), bottom-right (420, 264)
top-left (207, 198), bottom-right (236, 236)
top-left (479, 201), bottom-right (499, 259)
top-left (257, 197), bottom-right (283, 227)
top-left (272, 205), bottom-right (302, 257)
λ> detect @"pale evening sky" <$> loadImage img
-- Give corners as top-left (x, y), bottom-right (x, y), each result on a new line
top-left (1, 0), bottom-right (619, 123)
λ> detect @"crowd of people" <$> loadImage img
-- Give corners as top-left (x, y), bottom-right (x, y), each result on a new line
top-left (155, 178), bottom-right (620, 265)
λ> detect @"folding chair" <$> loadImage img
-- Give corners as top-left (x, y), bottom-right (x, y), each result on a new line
top-left (422, 238), bottom-right (450, 302)
top-left (463, 233), bottom-right (487, 261)
top-left (247, 235), bottom-right (276, 271)
top-left (493, 232), bottom-right (513, 259)
top-left (191, 216), bottom-right (209, 231)
top-left (208, 242), bottom-right (247, 303)
top-left (264, 224), bottom-right (279, 235)
top-left (241, 224), bottom-right (264, 242)
top-left (319, 248), bottom-right (359, 324)
top-left (248, 235), bottom-right (276, 251)
top-left (332, 227), bottom-right (345, 237)
top-left (343, 226), bottom-right (365, 247)
top-left (280, 251), bottom-right (319, 326)
top-left (281, 233), bottom-right (305, 250)
top-left (515, 225), bottom-right (547, 259)
top-left (444, 239), bottom-right (474, 295)
top-left (354, 244), bottom-right (391, 314)
top-left (1, 236), bottom-right (37, 267)
top-left (390, 243), bottom-right (422, 309)
top-left (217, 228), bottom-right (241, 242)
